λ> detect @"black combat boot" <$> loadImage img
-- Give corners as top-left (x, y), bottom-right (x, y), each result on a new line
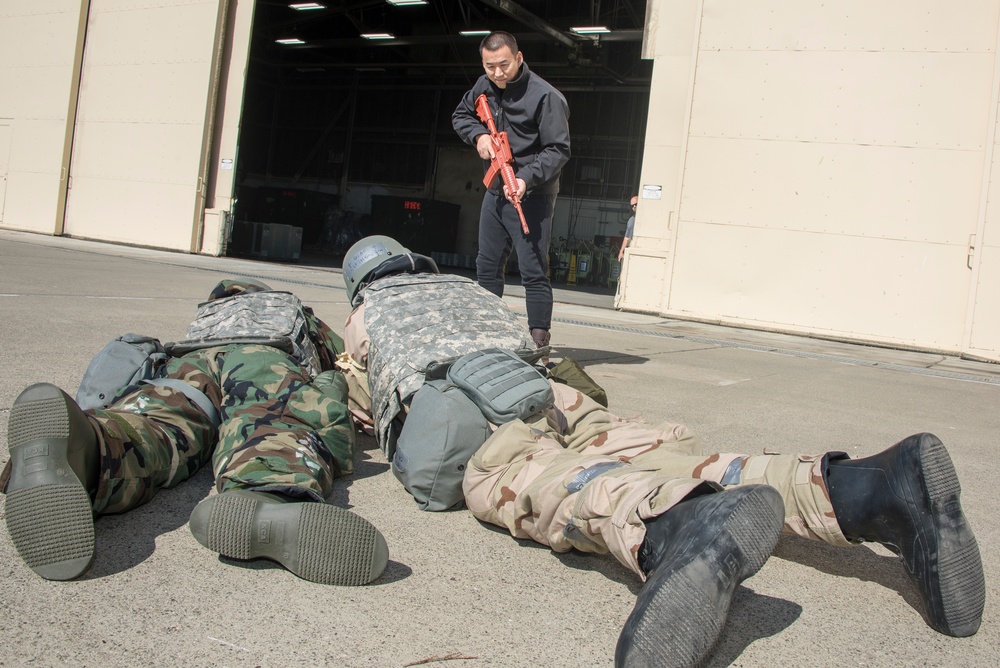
top-left (825, 433), bottom-right (985, 637)
top-left (189, 489), bottom-right (389, 586)
top-left (4, 383), bottom-right (100, 581)
top-left (531, 328), bottom-right (551, 365)
top-left (530, 327), bottom-right (550, 349)
top-left (615, 484), bottom-right (785, 668)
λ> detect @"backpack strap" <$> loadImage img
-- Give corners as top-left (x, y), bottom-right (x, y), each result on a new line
top-left (142, 378), bottom-right (220, 429)
top-left (164, 336), bottom-right (294, 357)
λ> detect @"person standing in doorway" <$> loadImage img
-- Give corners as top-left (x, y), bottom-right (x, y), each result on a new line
top-left (618, 194), bottom-right (639, 262)
top-left (452, 31), bottom-right (571, 351)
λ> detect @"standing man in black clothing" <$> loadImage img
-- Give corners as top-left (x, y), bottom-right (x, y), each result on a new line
top-left (452, 31), bottom-right (571, 351)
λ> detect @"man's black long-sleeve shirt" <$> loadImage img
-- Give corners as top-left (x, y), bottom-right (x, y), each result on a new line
top-left (452, 62), bottom-right (571, 196)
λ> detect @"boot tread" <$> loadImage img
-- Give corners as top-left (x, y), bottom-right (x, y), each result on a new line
top-left (194, 492), bottom-right (388, 586)
top-left (616, 486), bottom-right (784, 668)
top-left (9, 396), bottom-right (71, 444)
top-left (5, 384), bottom-right (96, 581)
top-left (920, 435), bottom-right (961, 498)
top-left (205, 493), bottom-right (255, 559)
top-left (916, 436), bottom-right (984, 636)
top-left (298, 504), bottom-right (383, 585)
top-left (5, 484), bottom-right (95, 579)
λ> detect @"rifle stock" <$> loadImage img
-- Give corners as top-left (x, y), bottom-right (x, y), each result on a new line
top-left (474, 94), bottom-right (530, 234)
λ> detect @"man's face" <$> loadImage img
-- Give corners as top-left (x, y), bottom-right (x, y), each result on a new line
top-left (482, 46), bottom-right (523, 89)
top-left (630, 197), bottom-right (638, 211)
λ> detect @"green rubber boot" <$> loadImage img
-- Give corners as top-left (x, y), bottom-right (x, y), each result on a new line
top-left (189, 489), bottom-right (389, 586)
top-left (4, 383), bottom-right (100, 581)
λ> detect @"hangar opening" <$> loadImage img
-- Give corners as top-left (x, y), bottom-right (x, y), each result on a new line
top-left (225, 0), bottom-right (651, 291)
top-left (4, 2), bottom-right (998, 361)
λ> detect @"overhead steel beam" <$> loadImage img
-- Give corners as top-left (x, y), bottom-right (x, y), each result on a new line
top-left (477, 0), bottom-right (579, 51)
top-left (284, 30), bottom-right (642, 51)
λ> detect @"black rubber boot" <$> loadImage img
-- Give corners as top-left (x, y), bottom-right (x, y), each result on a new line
top-left (189, 489), bottom-right (389, 586)
top-left (826, 433), bottom-right (985, 637)
top-left (4, 383), bottom-right (100, 581)
top-left (615, 484), bottom-right (785, 668)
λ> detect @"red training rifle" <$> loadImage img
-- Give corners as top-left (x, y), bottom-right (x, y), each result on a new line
top-left (474, 94), bottom-right (530, 234)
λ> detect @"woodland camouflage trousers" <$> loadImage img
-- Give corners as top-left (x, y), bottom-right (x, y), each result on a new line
top-left (81, 344), bottom-right (353, 514)
top-left (463, 382), bottom-right (852, 578)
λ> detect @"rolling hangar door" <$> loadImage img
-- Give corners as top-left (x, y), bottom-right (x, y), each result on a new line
top-left (61, 0), bottom-right (236, 252)
top-left (0, 1), bottom-right (93, 233)
top-left (226, 1), bottom-right (651, 274)
top-left (618, 0), bottom-right (1000, 362)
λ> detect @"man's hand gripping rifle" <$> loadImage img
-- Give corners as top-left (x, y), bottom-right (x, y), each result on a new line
top-left (474, 94), bottom-right (529, 234)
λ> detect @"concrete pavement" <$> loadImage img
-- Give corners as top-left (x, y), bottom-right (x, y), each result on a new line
top-left (1, 228), bottom-right (996, 667)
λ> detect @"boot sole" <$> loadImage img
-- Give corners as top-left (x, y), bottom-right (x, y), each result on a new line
top-left (907, 434), bottom-right (985, 637)
top-left (616, 486), bottom-right (784, 668)
top-left (191, 493), bottom-right (388, 586)
top-left (4, 387), bottom-right (95, 581)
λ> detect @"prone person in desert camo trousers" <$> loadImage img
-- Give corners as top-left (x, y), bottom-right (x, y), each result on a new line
top-left (336, 234), bottom-right (985, 668)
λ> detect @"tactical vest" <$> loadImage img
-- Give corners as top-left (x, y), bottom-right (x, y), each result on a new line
top-left (172, 291), bottom-right (323, 377)
top-left (362, 273), bottom-right (534, 457)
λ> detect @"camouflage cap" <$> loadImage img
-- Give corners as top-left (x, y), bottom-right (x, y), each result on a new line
top-left (207, 278), bottom-right (273, 302)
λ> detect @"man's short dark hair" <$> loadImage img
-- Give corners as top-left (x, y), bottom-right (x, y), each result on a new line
top-left (480, 31), bottom-right (519, 55)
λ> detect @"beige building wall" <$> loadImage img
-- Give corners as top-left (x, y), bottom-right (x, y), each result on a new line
top-left (620, 0), bottom-right (1000, 362)
top-left (62, 0), bottom-right (233, 252)
top-left (3, 1), bottom-right (998, 361)
top-left (0, 0), bottom-right (252, 253)
top-left (202, 0), bottom-right (255, 255)
top-left (0, 1), bottom-right (89, 233)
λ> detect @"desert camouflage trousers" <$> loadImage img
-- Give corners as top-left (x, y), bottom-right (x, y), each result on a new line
top-left (463, 383), bottom-right (851, 579)
top-left (86, 344), bottom-right (354, 515)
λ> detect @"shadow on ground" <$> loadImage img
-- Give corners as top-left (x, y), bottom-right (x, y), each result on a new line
top-left (707, 589), bottom-right (803, 667)
top-left (772, 534), bottom-right (926, 623)
top-left (86, 467), bottom-right (214, 579)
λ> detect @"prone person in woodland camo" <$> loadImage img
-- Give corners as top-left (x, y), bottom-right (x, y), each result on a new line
top-left (2, 279), bottom-right (387, 586)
